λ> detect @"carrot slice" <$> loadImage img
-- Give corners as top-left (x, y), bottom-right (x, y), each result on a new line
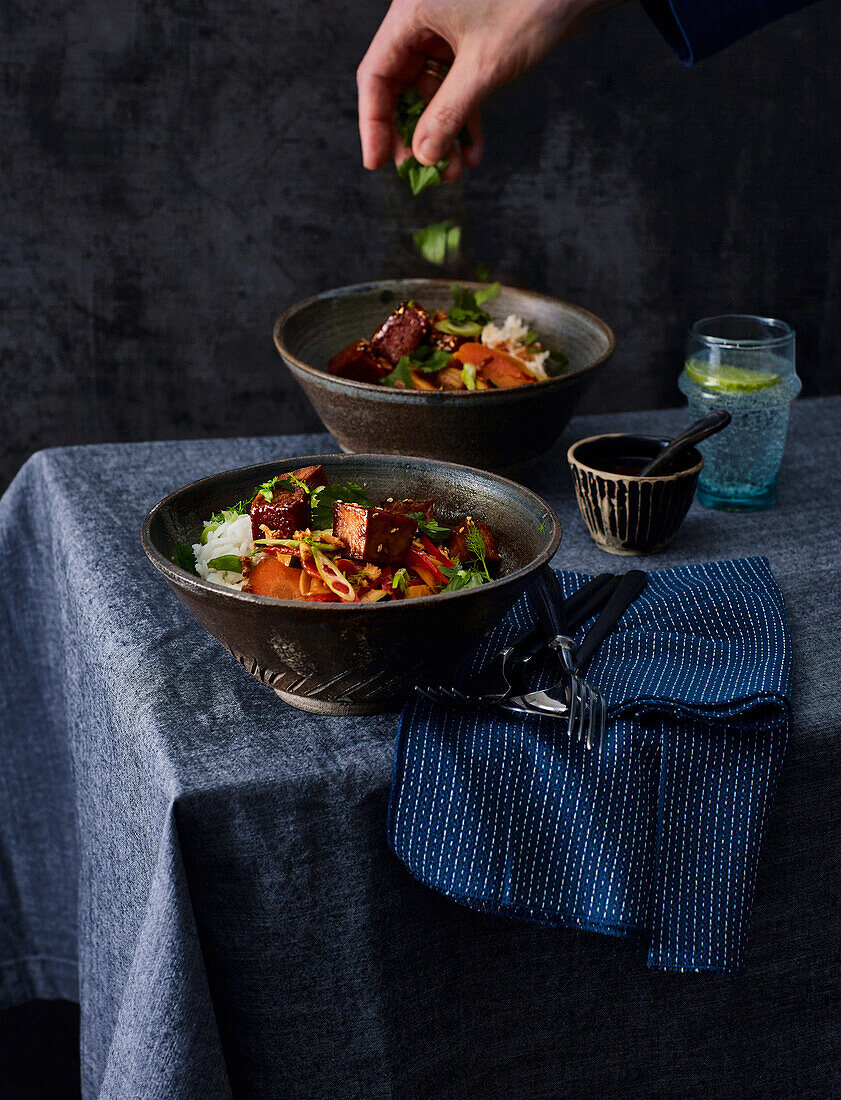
top-left (249, 557), bottom-right (304, 599)
top-left (454, 343), bottom-right (536, 388)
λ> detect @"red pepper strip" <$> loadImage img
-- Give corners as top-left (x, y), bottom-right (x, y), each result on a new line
top-left (334, 558), bottom-right (363, 574)
top-left (421, 535), bottom-right (455, 568)
top-left (304, 593), bottom-right (340, 602)
top-left (405, 547), bottom-right (446, 586)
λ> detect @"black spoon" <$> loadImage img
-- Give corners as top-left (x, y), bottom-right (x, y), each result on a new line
top-left (640, 409), bottom-right (732, 476)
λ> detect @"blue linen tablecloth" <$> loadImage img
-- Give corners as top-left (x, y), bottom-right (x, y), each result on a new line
top-left (390, 560), bottom-right (791, 974)
top-left (1, 398), bottom-right (840, 1098)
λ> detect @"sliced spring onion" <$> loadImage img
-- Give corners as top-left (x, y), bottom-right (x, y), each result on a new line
top-left (435, 318), bottom-right (482, 338)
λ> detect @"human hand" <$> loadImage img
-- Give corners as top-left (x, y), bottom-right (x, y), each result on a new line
top-left (357, 0), bottom-right (625, 183)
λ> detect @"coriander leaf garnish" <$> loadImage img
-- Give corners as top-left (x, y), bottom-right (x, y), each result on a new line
top-left (439, 562), bottom-right (487, 591)
top-left (395, 88), bottom-right (425, 146)
top-left (407, 513), bottom-right (451, 541)
top-left (206, 555), bottom-right (243, 573)
top-left (310, 482), bottom-right (372, 529)
top-left (448, 283), bottom-right (499, 327)
top-left (397, 156), bottom-right (449, 197)
top-left (171, 542), bottom-right (198, 574)
top-left (382, 357), bottom-right (415, 388)
top-left (414, 349), bottom-right (455, 374)
top-left (256, 476), bottom-right (281, 502)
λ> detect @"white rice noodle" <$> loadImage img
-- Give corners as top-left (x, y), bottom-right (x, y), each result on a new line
top-left (193, 513), bottom-right (255, 590)
top-left (481, 314), bottom-right (552, 381)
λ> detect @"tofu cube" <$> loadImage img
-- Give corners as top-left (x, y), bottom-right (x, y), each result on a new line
top-left (250, 465), bottom-right (328, 540)
top-left (328, 340), bottom-right (391, 384)
top-left (448, 518), bottom-right (501, 565)
top-left (370, 302), bottom-right (431, 366)
top-left (332, 503), bottom-right (417, 564)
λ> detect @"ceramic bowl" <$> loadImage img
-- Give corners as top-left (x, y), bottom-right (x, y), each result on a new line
top-left (273, 279), bottom-right (614, 473)
top-left (141, 453), bottom-right (562, 715)
top-left (568, 433), bottom-right (703, 556)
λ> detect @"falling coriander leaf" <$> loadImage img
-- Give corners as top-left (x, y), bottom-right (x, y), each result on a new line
top-left (171, 542), bottom-right (198, 574)
top-left (382, 356), bottom-right (415, 389)
top-left (407, 513), bottom-right (452, 541)
top-left (309, 482), bottom-right (372, 529)
top-left (474, 281), bottom-right (501, 307)
top-left (413, 220), bottom-right (461, 265)
top-left (207, 555), bottom-right (243, 573)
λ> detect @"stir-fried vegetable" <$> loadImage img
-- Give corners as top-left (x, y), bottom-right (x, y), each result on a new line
top-left (329, 283), bottom-right (567, 393)
top-left (186, 466), bottom-right (503, 603)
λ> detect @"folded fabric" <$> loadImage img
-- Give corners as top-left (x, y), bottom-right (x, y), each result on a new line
top-left (388, 557), bottom-right (791, 973)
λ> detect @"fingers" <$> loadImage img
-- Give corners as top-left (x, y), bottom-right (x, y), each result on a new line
top-left (357, 7), bottom-right (422, 170)
top-left (462, 111), bottom-right (484, 169)
top-left (411, 50), bottom-right (492, 167)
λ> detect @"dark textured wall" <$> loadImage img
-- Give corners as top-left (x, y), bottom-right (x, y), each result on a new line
top-left (2, 0), bottom-right (840, 491)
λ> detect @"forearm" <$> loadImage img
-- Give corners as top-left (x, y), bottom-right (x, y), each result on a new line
top-left (641, 0), bottom-right (817, 63)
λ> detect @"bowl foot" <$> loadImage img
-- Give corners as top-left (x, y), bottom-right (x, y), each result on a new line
top-left (273, 688), bottom-right (403, 716)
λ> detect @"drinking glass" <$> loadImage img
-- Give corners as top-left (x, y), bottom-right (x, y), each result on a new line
top-left (678, 315), bottom-right (800, 511)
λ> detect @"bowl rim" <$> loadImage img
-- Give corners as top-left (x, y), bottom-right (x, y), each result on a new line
top-left (272, 278), bottom-right (615, 401)
top-left (141, 452), bottom-right (563, 611)
top-left (567, 433), bottom-right (704, 482)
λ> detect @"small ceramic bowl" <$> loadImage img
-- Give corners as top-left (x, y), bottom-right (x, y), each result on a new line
top-left (568, 433), bottom-right (703, 556)
top-left (142, 453), bottom-right (562, 715)
top-left (273, 279), bottom-right (614, 473)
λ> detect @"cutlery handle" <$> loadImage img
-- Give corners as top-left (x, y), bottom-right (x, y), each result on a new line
top-left (574, 570), bottom-right (648, 672)
top-left (563, 573), bottom-right (614, 626)
top-left (566, 574), bottom-right (619, 632)
top-left (530, 566), bottom-right (570, 638)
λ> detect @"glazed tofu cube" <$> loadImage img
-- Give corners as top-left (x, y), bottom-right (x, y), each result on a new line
top-left (251, 491), bottom-right (308, 540)
top-left (328, 340), bottom-right (391, 384)
top-left (249, 465), bottom-right (328, 539)
top-left (378, 498), bottom-right (435, 520)
top-left (448, 517), bottom-right (501, 565)
top-left (287, 464), bottom-right (329, 493)
top-left (332, 503), bottom-right (417, 564)
top-left (370, 302), bottom-right (431, 366)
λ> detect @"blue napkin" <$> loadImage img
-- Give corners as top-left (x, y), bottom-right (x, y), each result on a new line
top-left (388, 557), bottom-right (791, 973)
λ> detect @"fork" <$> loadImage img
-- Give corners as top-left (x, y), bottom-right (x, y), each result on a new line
top-left (513, 569), bottom-right (648, 749)
top-left (417, 573), bottom-right (616, 707)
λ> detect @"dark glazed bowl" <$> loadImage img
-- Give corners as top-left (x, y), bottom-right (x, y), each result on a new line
top-left (568, 434), bottom-right (703, 556)
top-left (273, 279), bottom-right (614, 473)
top-left (141, 454), bottom-right (562, 715)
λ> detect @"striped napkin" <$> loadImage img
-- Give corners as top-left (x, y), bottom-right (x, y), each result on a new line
top-left (388, 558), bottom-right (791, 973)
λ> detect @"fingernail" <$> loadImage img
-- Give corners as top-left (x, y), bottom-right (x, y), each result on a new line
top-left (416, 137), bottom-right (438, 166)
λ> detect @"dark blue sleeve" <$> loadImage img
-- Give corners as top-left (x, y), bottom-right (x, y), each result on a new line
top-left (641, 0), bottom-right (816, 63)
